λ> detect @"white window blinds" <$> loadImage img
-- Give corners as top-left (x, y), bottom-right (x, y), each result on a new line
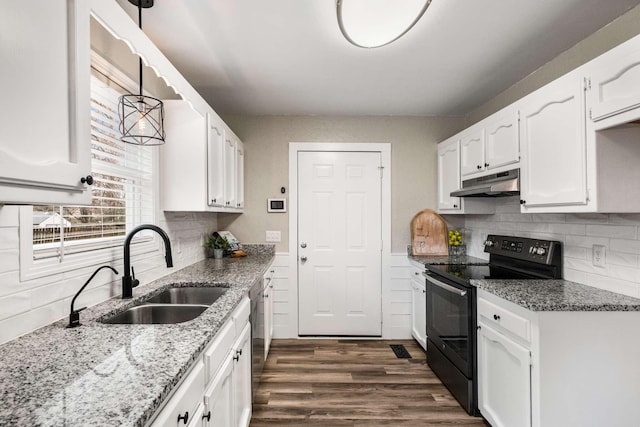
top-left (32, 69), bottom-right (155, 259)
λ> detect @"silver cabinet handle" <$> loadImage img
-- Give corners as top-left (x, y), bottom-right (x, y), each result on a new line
top-left (300, 256), bottom-right (308, 262)
top-left (300, 242), bottom-right (307, 248)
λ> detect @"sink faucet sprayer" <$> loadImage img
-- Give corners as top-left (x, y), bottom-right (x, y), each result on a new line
top-left (122, 224), bottom-right (173, 299)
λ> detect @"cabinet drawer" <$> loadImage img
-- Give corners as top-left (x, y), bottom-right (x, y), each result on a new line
top-left (232, 297), bottom-right (250, 336)
top-left (478, 298), bottom-right (531, 343)
top-left (204, 320), bottom-right (235, 385)
top-left (151, 360), bottom-right (205, 427)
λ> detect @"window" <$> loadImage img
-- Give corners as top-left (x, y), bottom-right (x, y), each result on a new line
top-left (21, 54), bottom-right (158, 278)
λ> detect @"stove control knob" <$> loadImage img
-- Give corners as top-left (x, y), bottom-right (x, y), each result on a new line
top-left (484, 240), bottom-right (494, 247)
top-left (529, 247), bottom-right (536, 254)
top-left (536, 247), bottom-right (547, 255)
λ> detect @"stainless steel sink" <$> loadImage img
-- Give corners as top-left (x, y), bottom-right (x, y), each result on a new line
top-left (103, 304), bottom-right (208, 324)
top-left (146, 286), bottom-right (227, 305)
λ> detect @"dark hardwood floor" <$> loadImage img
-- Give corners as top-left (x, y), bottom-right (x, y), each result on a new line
top-left (250, 339), bottom-right (488, 426)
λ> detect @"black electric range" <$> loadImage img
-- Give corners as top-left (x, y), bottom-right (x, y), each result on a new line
top-left (424, 234), bottom-right (562, 415)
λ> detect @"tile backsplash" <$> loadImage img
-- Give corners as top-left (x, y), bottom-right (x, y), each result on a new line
top-left (0, 206), bottom-right (217, 344)
top-left (451, 197), bottom-right (640, 299)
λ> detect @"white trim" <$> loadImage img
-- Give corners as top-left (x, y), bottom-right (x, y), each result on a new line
top-left (288, 142), bottom-right (392, 338)
top-left (19, 206), bottom-right (161, 281)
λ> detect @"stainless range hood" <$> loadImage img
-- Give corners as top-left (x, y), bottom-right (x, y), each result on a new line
top-left (450, 168), bottom-right (520, 197)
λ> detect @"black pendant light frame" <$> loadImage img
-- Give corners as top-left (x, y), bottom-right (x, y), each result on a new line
top-left (118, 0), bottom-right (166, 146)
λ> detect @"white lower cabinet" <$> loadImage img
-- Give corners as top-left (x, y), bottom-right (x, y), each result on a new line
top-left (150, 361), bottom-right (206, 427)
top-left (232, 323), bottom-right (252, 427)
top-left (478, 322), bottom-right (531, 427)
top-left (477, 289), bottom-right (640, 427)
top-left (150, 297), bottom-right (252, 427)
top-left (409, 261), bottom-right (426, 350)
top-left (263, 263), bottom-right (275, 359)
top-left (204, 357), bottom-right (234, 426)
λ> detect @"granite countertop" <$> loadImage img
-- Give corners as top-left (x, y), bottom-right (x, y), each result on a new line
top-left (473, 279), bottom-right (640, 312)
top-left (0, 244), bottom-right (275, 427)
top-left (408, 254), bottom-right (489, 266)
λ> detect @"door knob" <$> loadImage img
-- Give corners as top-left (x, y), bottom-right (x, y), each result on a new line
top-left (300, 242), bottom-right (307, 248)
top-left (300, 256), bottom-right (308, 262)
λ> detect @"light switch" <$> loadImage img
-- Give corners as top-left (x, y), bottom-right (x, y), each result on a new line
top-left (266, 230), bottom-right (281, 242)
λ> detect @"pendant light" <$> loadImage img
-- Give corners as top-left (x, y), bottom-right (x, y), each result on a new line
top-left (336, 0), bottom-right (432, 49)
top-left (118, 0), bottom-right (165, 146)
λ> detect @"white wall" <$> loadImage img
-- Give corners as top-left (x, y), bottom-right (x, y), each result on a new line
top-left (466, 3), bottom-right (640, 125)
top-left (456, 197), bottom-right (640, 299)
top-left (218, 115), bottom-right (465, 253)
top-left (0, 206), bottom-right (217, 344)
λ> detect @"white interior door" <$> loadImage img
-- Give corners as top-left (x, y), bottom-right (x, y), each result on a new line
top-left (298, 151), bottom-right (382, 336)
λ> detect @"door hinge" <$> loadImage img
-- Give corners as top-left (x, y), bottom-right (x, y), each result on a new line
top-left (588, 108), bottom-right (592, 120)
top-left (378, 165), bottom-right (384, 179)
top-left (584, 77), bottom-right (591, 91)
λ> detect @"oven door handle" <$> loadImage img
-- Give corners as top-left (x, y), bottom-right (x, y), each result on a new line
top-left (424, 273), bottom-right (467, 297)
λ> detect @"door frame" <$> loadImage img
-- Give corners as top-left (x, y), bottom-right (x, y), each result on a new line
top-left (288, 142), bottom-right (392, 337)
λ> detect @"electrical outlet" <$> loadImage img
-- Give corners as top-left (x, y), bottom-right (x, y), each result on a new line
top-left (266, 230), bottom-right (281, 243)
top-left (592, 244), bottom-right (606, 268)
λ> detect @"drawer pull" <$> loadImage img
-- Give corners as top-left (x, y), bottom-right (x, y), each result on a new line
top-left (202, 411), bottom-right (211, 422)
top-left (493, 314), bottom-right (501, 321)
top-left (177, 411), bottom-right (189, 424)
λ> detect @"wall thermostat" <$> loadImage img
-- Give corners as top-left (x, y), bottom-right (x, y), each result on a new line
top-left (268, 198), bottom-right (286, 212)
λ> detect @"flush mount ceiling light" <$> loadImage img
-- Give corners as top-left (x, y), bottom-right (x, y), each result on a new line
top-left (336, 0), bottom-right (432, 49)
top-left (118, 0), bottom-right (166, 146)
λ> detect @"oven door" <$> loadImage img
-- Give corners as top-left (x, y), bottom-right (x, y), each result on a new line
top-left (425, 272), bottom-right (474, 377)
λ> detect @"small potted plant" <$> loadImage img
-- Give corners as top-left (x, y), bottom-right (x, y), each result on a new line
top-left (206, 234), bottom-right (230, 259)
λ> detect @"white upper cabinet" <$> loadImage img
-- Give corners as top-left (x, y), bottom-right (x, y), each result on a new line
top-left (235, 140), bottom-right (245, 209)
top-left (460, 109), bottom-right (520, 179)
top-left (437, 138), bottom-right (462, 211)
top-left (437, 137), bottom-right (495, 215)
top-left (161, 107), bottom-right (245, 212)
top-left (587, 35), bottom-right (640, 129)
top-left (0, 0), bottom-right (92, 205)
top-left (161, 100), bottom-right (208, 212)
top-left (224, 134), bottom-right (237, 208)
top-left (519, 72), bottom-right (588, 210)
top-left (484, 111), bottom-right (520, 172)
top-left (207, 114), bottom-right (225, 208)
top-left (460, 127), bottom-right (486, 177)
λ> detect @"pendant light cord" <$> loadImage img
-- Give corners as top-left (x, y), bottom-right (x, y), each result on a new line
top-left (138, 4), bottom-right (143, 96)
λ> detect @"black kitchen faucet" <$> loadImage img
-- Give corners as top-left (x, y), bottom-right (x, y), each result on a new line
top-left (122, 224), bottom-right (173, 299)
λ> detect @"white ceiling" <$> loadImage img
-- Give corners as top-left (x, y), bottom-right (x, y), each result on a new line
top-left (115, 0), bottom-right (640, 117)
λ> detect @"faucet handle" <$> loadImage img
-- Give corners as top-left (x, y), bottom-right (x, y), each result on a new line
top-left (131, 267), bottom-right (140, 288)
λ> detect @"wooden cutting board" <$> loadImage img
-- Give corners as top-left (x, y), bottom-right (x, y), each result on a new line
top-left (411, 209), bottom-right (449, 256)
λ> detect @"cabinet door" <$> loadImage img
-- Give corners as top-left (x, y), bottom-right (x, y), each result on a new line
top-left (235, 140), bottom-right (245, 209)
top-left (264, 271), bottom-right (274, 359)
top-left (207, 114), bottom-right (225, 207)
top-left (588, 40), bottom-right (640, 123)
top-left (437, 139), bottom-right (462, 211)
top-left (204, 355), bottom-right (234, 427)
top-left (151, 361), bottom-right (205, 427)
top-left (233, 323), bottom-right (252, 427)
top-left (0, 0), bottom-right (92, 205)
top-left (519, 74), bottom-right (587, 208)
top-left (410, 275), bottom-right (426, 350)
top-left (460, 128), bottom-right (485, 176)
top-left (224, 136), bottom-right (237, 208)
top-left (478, 322), bottom-right (531, 427)
top-left (162, 101), bottom-right (207, 212)
top-left (485, 112), bottom-right (520, 171)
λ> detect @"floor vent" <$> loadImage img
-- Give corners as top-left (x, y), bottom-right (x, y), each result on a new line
top-left (390, 344), bottom-right (412, 359)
